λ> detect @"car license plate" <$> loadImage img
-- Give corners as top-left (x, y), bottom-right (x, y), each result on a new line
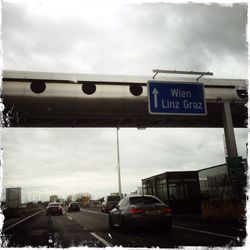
top-left (145, 210), bottom-right (161, 215)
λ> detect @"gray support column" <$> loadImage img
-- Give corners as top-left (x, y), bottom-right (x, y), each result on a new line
top-left (116, 128), bottom-right (122, 198)
top-left (222, 102), bottom-right (238, 157)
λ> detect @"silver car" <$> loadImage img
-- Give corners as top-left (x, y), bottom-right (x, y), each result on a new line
top-left (46, 202), bottom-right (63, 216)
top-left (109, 195), bottom-right (172, 232)
top-left (101, 195), bottom-right (121, 213)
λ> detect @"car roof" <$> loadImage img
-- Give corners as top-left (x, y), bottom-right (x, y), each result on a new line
top-left (127, 194), bottom-right (157, 198)
top-left (48, 202), bottom-right (61, 205)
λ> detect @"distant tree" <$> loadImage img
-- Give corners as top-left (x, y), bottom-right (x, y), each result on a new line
top-left (69, 193), bottom-right (91, 206)
top-left (49, 195), bottom-right (59, 202)
top-left (66, 195), bottom-right (72, 203)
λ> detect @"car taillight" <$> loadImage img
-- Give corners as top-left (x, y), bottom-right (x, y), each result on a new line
top-left (163, 207), bottom-right (171, 213)
top-left (129, 208), bottom-right (144, 214)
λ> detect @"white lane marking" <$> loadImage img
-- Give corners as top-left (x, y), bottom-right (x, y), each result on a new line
top-left (3, 209), bottom-right (45, 232)
top-left (67, 216), bottom-right (73, 220)
top-left (173, 225), bottom-right (238, 240)
top-left (90, 232), bottom-right (113, 247)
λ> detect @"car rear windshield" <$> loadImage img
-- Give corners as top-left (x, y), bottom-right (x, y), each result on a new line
top-left (129, 197), bottom-right (161, 205)
top-left (107, 196), bottom-right (120, 201)
top-left (49, 203), bottom-right (61, 207)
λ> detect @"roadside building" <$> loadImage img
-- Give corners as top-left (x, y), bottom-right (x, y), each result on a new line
top-left (6, 187), bottom-right (21, 209)
top-left (142, 171), bottom-right (201, 214)
top-left (198, 159), bottom-right (247, 220)
top-left (142, 159), bottom-right (247, 219)
top-left (199, 159), bottom-right (247, 201)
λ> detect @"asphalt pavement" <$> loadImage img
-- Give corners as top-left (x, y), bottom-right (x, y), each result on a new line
top-left (85, 206), bottom-right (246, 238)
top-left (1, 206), bottom-right (247, 248)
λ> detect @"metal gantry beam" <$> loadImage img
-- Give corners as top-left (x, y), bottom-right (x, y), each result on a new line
top-left (1, 70), bottom-right (247, 128)
top-left (152, 69), bottom-right (213, 80)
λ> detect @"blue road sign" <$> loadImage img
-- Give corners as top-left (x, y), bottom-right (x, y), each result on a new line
top-left (148, 81), bottom-right (207, 115)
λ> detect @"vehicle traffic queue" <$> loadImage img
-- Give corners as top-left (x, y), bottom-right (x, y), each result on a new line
top-left (45, 194), bottom-right (173, 233)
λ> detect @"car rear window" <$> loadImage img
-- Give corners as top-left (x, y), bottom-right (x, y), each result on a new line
top-left (107, 196), bottom-right (120, 201)
top-left (129, 197), bottom-right (161, 205)
top-left (49, 203), bottom-right (61, 207)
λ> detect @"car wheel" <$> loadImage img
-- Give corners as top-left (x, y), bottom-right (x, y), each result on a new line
top-left (109, 215), bottom-right (115, 231)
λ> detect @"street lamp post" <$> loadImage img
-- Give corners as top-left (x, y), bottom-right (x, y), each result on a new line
top-left (116, 128), bottom-right (122, 198)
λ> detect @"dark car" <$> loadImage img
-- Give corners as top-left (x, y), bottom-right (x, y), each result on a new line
top-left (46, 202), bottom-right (63, 216)
top-left (101, 195), bottom-right (121, 213)
top-left (68, 202), bottom-right (80, 212)
top-left (109, 195), bottom-right (172, 232)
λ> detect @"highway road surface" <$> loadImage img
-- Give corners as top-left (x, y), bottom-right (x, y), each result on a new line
top-left (1, 207), bottom-right (246, 248)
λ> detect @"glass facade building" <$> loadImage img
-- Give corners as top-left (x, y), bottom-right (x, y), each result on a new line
top-left (142, 171), bottom-right (201, 214)
top-left (141, 159), bottom-right (247, 215)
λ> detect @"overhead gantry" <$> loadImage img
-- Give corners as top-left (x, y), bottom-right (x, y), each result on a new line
top-left (1, 70), bottom-right (247, 200)
top-left (1, 70), bottom-right (247, 130)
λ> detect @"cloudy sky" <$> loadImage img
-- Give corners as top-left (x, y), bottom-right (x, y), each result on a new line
top-left (1, 0), bottom-right (248, 201)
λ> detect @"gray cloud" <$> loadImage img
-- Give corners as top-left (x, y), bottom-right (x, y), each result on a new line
top-left (2, 2), bottom-right (248, 77)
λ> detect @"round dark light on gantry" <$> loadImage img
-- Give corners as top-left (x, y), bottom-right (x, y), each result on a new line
top-left (30, 80), bottom-right (46, 94)
top-left (236, 89), bottom-right (248, 99)
top-left (82, 82), bottom-right (96, 95)
top-left (129, 84), bottom-right (143, 96)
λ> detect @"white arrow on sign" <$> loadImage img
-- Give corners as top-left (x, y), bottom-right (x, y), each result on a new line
top-left (152, 88), bottom-right (159, 108)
